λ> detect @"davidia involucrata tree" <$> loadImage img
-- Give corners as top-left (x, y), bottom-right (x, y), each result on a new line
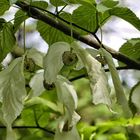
top-left (0, 0), bottom-right (140, 139)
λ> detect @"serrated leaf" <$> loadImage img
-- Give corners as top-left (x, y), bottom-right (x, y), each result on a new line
top-left (14, 10), bottom-right (28, 32)
top-left (64, 0), bottom-right (95, 6)
top-left (0, 22), bottom-right (16, 62)
top-left (0, 0), bottom-right (10, 16)
top-left (59, 12), bottom-right (87, 35)
top-left (72, 42), bottom-right (111, 106)
top-left (109, 7), bottom-right (140, 31)
top-left (77, 0), bottom-right (95, 5)
top-left (37, 21), bottom-right (72, 45)
top-left (9, 0), bottom-right (18, 5)
top-left (97, 0), bottom-right (119, 12)
top-left (129, 82), bottom-right (140, 115)
top-left (55, 75), bottom-right (78, 117)
top-left (101, 48), bottom-right (132, 117)
top-left (27, 48), bottom-right (45, 68)
top-left (31, 1), bottom-right (48, 9)
top-left (54, 125), bottom-right (80, 140)
top-left (29, 71), bottom-right (45, 97)
top-left (72, 5), bottom-right (98, 32)
top-left (0, 18), bottom-right (6, 31)
top-left (101, 0), bottom-right (119, 8)
top-left (44, 42), bottom-right (70, 84)
top-left (119, 38), bottom-right (140, 66)
top-left (0, 57), bottom-right (26, 130)
top-left (50, 0), bottom-right (65, 6)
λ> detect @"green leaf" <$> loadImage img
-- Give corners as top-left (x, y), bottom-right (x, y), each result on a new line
top-left (72, 42), bottom-right (111, 106)
top-left (14, 10), bottom-right (28, 32)
top-left (72, 5), bottom-right (98, 32)
top-left (31, 1), bottom-right (48, 9)
top-left (0, 22), bottom-right (16, 62)
top-left (0, 57), bottom-right (26, 128)
top-left (9, 0), bottom-right (18, 5)
top-left (119, 38), bottom-right (140, 65)
top-left (128, 132), bottom-right (140, 140)
top-left (100, 0), bottom-right (119, 8)
top-left (100, 48), bottom-right (132, 117)
top-left (129, 82), bottom-right (140, 115)
top-left (109, 133), bottom-right (127, 140)
top-left (29, 71), bottom-right (45, 97)
top-left (0, 18), bottom-right (6, 31)
top-left (44, 42), bottom-right (70, 84)
top-left (97, 0), bottom-right (119, 12)
top-left (37, 21), bottom-right (72, 45)
top-left (50, 0), bottom-right (65, 6)
top-left (54, 125), bottom-right (81, 140)
top-left (59, 12), bottom-right (86, 35)
top-left (109, 7), bottom-right (140, 31)
top-left (27, 48), bottom-right (45, 68)
top-left (0, 0), bottom-right (10, 16)
top-left (25, 97), bottom-right (60, 113)
top-left (77, 0), bottom-right (95, 6)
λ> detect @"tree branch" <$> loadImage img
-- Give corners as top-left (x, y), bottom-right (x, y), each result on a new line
top-left (15, 1), bottom-right (140, 70)
top-left (69, 66), bottom-right (138, 81)
top-left (0, 125), bottom-right (55, 135)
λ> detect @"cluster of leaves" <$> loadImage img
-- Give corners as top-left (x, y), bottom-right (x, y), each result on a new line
top-left (0, 0), bottom-right (140, 140)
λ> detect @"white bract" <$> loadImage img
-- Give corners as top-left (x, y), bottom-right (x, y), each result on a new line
top-left (72, 42), bottom-right (111, 106)
top-left (44, 42), bottom-right (70, 84)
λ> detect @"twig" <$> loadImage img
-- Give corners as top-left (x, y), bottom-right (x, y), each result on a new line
top-left (69, 66), bottom-right (138, 81)
top-left (0, 125), bottom-right (55, 135)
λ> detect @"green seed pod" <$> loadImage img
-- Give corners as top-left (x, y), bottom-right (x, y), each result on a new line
top-left (95, 54), bottom-right (107, 66)
top-left (24, 58), bottom-right (35, 72)
top-left (62, 51), bottom-right (78, 66)
top-left (43, 80), bottom-right (55, 90)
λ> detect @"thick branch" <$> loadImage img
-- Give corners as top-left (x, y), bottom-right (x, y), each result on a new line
top-left (16, 1), bottom-right (140, 70)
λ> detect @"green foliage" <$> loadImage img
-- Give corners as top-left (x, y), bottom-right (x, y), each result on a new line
top-left (30, 1), bottom-right (48, 9)
top-left (119, 38), bottom-right (140, 65)
top-left (0, 0), bottom-right (140, 139)
top-left (0, 22), bottom-right (16, 62)
top-left (37, 21), bottom-right (73, 45)
top-left (14, 10), bottom-right (28, 32)
top-left (97, 0), bottom-right (119, 12)
top-left (9, 0), bottom-right (18, 5)
top-left (0, 0), bottom-right (10, 16)
top-left (109, 7), bottom-right (140, 31)
top-left (129, 82), bottom-right (140, 115)
top-left (72, 5), bottom-right (98, 32)
top-left (50, 0), bottom-right (65, 6)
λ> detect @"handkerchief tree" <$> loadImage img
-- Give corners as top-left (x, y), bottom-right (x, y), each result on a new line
top-left (0, 0), bottom-right (140, 139)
